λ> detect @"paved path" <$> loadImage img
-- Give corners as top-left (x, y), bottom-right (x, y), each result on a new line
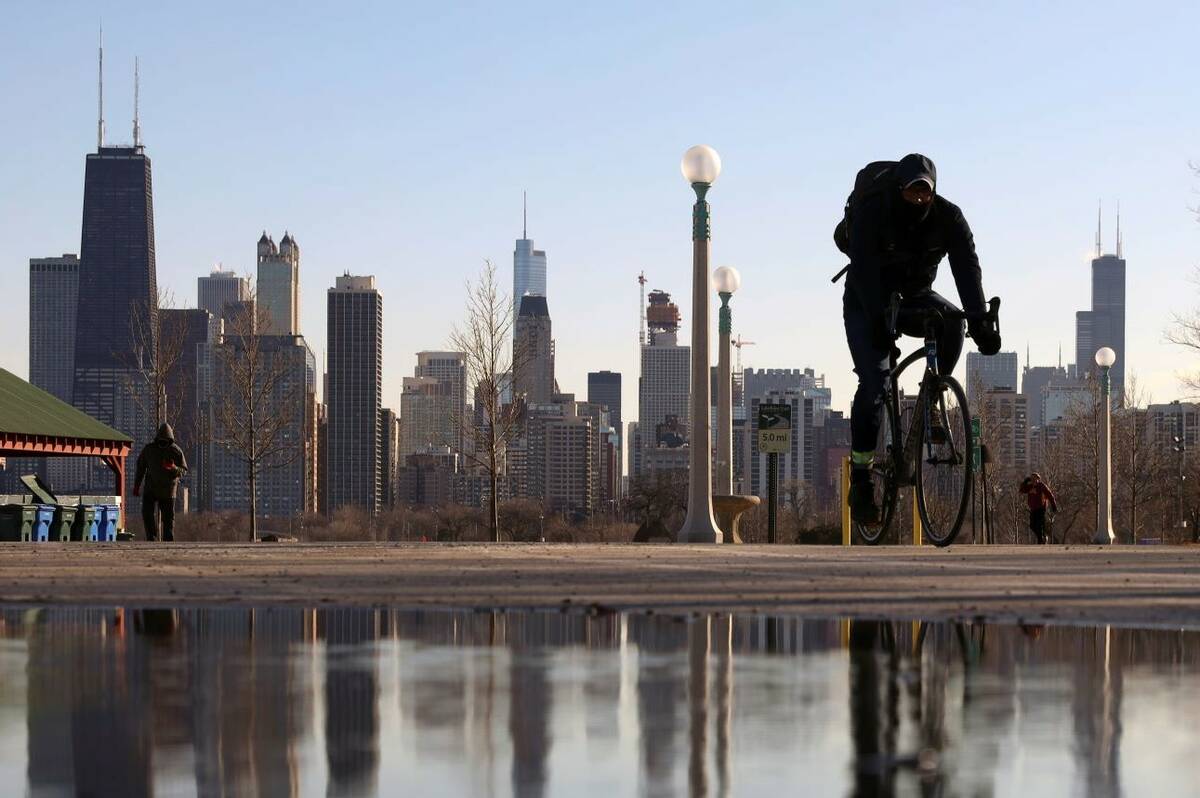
top-left (1, 543), bottom-right (1197, 628)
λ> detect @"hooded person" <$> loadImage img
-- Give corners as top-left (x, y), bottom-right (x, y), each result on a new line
top-left (133, 422), bottom-right (189, 541)
top-left (842, 153), bottom-right (1001, 525)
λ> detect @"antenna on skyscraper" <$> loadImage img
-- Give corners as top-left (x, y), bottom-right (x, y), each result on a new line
top-left (1096, 200), bottom-right (1102, 259)
top-left (133, 56), bottom-right (141, 147)
top-left (1116, 201), bottom-right (1123, 258)
top-left (523, 190), bottom-right (527, 239)
top-left (97, 24), bottom-right (105, 149)
top-left (638, 271), bottom-right (647, 347)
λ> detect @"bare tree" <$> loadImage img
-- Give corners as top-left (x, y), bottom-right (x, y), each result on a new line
top-left (448, 261), bottom-right (527, 542)
top-left (211, 301), bottom-right (303, 541)
top-left (119, 288), bottom-right (189, 428)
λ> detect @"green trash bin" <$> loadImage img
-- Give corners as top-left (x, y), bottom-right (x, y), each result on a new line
top-left (50, 505), bottom-right (76, 542)
top-left (71, 506), bottom-right (98, 542)
top-left (0, 504), bottom-right (36, 542)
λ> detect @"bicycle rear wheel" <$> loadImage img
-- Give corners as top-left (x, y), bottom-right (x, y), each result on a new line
top-left (915, 375), bottom-right (972, 546)
top-left (855, 393), bottom-right (901, 545)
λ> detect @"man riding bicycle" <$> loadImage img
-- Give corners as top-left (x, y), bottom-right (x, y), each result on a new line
top-left (835, 153), bottom-right (1001, 524)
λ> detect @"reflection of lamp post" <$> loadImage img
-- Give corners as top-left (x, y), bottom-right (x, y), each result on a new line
top-left (1094, 347), bottom-right (1117, 544)
top-left (712, 265), bottom-right (741, 495)
top-left (677, 145), bottom-right (723, 544)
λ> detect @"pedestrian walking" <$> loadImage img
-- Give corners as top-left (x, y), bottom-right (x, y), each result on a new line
top-left (1019, 472), bottom-right (1058, 545)
top-left (133, 422), bottom-right (188, 542)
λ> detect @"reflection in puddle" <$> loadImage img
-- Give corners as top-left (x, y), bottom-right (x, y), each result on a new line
top-left (0, 608), bottom-right (1197, 797)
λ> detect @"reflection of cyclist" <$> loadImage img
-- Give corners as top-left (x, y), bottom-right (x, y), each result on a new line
top-left (836, 154), bottom-right (1001, 523)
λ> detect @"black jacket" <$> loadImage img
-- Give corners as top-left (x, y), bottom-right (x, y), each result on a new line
top-left (846, 153), bottom-right (986, 321)
top-left (135, 423), bottom-right (189, 501)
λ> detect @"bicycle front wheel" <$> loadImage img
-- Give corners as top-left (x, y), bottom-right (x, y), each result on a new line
top-left (915, 375), bottom-right (972, 546)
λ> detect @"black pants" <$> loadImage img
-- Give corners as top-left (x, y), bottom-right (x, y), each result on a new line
top-left (1030, 507), bottom-right (1047, 544)
top-left (142, 496), bottom-right (175, 542)
top-left (843, 288), bottom-right (966, 454)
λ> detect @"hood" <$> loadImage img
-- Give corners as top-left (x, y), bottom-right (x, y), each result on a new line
top-left (155, 422), bottom-right (175, 443)
top-left (895, 153), bottom-right (936, 192)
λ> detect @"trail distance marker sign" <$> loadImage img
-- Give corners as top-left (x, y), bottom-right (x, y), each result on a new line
top-left (758, 402), bottom-right (791, 454)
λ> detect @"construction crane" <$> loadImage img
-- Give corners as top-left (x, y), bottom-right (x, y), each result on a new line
top-left (637, 271), bottom-right (647, 347)
top-left (732, 335), bottom-right (756, 376)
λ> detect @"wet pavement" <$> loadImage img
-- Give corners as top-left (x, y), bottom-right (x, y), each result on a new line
top-left (0, 607), bottom-right (1197, 797)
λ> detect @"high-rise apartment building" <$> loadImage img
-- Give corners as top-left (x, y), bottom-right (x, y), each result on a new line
top-left (28, 255), bottom-right (84, 491)
top-left (399, 376), bottom-right (453, 458)
top-left (256, 231), bottom-right (300, 335)
top-left (514, 295), bottom-right (555, 406)
top-left (513, 201), bottom-right (548, 323)
top-left (981, 387), bottom-right (1030, 473)
top-left (1075, 217), bottom-right (1126, 394)
top-left (544, 408), bottom-right (594, 517)
top-left (380, 408), bottom-right (399, 509)
top-left (198, 267), bottom-right (250, 321)
top-left (74, 140), bottom-right (159, 482)
top-left (30, 255), bottom-right (80, 403)
top-left (416, 352), bottom-right (467, 415)
top-left (966, 351), bottom-right (1019, 405)
top-left (326, 274), bottom-right (383, 513)
top-left (635, 290), bottom-right (689, 479)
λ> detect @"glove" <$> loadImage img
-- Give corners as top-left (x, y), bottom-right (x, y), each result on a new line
top-left (162, 461), bottom-right (177, 472)
top-left (133, 485), bottom-right (140, 497)
top-left (970, 319), bottom-right (1001, 356)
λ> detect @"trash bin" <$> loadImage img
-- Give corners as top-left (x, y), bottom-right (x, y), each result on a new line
top-left (0, 505), bottom-right (36, 542)
top-left (31, 505), bottom-right (54, 542)
top-left (71, 505), bottom-right (98, 542)
top-left (97, 504), bottom-right (119, 542)
top-left (51, 505), bottom-right (77, 542)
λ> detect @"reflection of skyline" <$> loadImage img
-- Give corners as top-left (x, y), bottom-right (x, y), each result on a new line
top-left (1, 609), bottom-right (1199, 796)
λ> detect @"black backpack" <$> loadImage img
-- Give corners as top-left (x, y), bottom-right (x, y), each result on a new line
top-left (833, 160), bottom-right (898, 255)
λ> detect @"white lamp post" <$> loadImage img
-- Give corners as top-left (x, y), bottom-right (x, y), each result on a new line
top-left (712, 265), bottom-right (741, 496)
top-left (1094, 346), bottom-right (1117, 545)
top-left (678, 145), bottom-right (724, 543)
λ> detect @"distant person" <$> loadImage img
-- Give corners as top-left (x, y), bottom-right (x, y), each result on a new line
top-left (133, 422), bottom-right (188, 542)
top-left (1019, 473), bottom-right (1058, 544)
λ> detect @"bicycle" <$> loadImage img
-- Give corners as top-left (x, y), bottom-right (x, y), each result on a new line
top-left (854, 293), bottom-right (1001, 547)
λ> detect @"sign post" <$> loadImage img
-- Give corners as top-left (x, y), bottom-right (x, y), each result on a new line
top-left (758, 402), bottom-right (791, 544)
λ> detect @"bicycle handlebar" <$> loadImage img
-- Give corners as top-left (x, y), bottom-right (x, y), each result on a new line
top-left (886, 293), bottom-right (1001, 339)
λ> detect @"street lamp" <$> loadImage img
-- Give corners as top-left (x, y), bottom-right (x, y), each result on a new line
top-left (713, 265), bottom-right (741, 496)
top-left (678, 145), bottom-right (724, 543)
top-left (1094, 346), bottom-right (1117, 544)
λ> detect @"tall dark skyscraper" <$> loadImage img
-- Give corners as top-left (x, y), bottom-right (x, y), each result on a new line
top-left (1075, 210), bottom-right (1126, 394)
top-left (513, 295), bottom-right (554, 406)
top-left (587, 370), bottom-right (622, 478)
top-left (30, 255), bottom-right (80, 403)
top-left (327, 274), bottom-right (383, 514)
top-left (73, 41), bottom-right (159, 481)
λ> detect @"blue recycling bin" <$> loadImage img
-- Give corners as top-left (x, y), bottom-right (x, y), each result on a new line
top-left (31, 505), bottom-right (54, 542)
top-left (96, 504), bottom-right (119, 542)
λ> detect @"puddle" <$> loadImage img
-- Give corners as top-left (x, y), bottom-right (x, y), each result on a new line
top-left (0, 608), bottom-right (1197, 797)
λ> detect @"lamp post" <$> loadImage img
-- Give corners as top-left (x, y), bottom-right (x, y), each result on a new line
top-left (1094, 347), bottom-right (1117, 545)
top-left (713, 265), bottom-right (741, 495)
top-left (678, 145), bottom-right (723, 544)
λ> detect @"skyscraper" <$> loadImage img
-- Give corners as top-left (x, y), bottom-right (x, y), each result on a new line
top-left (965, 351), bottom-right (1019, 405)
top-left (1075, 211), bottom-right (1127, 394)
top-left (399, 376), bottom-right (453, 458)
top-left (327, 274), bottom-right (383, 513)
top-left (635, 290), bottom-right (689, 479)
top-left (74, 44), bottom-right (159, 480)
top-left (257, 231), bottom-right (300, 335)
top-left (513, 195), bottom-right (548, 322)
top-left (198, 267), bottom-right (250, 320)
top-left (514, 295), bottom-right (555, 405)
top-left (29, 255), bottom-right (80, 403)
top-left (587, 371), bottom-right (622, 446)
top-left (1022, 363), bottom-right (1069, 428)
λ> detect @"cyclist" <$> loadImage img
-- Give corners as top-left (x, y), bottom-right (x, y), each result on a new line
top-left (839, 153), bottom-right (1001, 524)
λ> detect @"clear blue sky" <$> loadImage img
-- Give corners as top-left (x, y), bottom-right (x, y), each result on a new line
top-left (2, 1), bottom-right (1198, 424)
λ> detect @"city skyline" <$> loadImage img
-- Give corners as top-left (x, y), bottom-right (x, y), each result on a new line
top-left (3, 6), bottom-right (1199, 434)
